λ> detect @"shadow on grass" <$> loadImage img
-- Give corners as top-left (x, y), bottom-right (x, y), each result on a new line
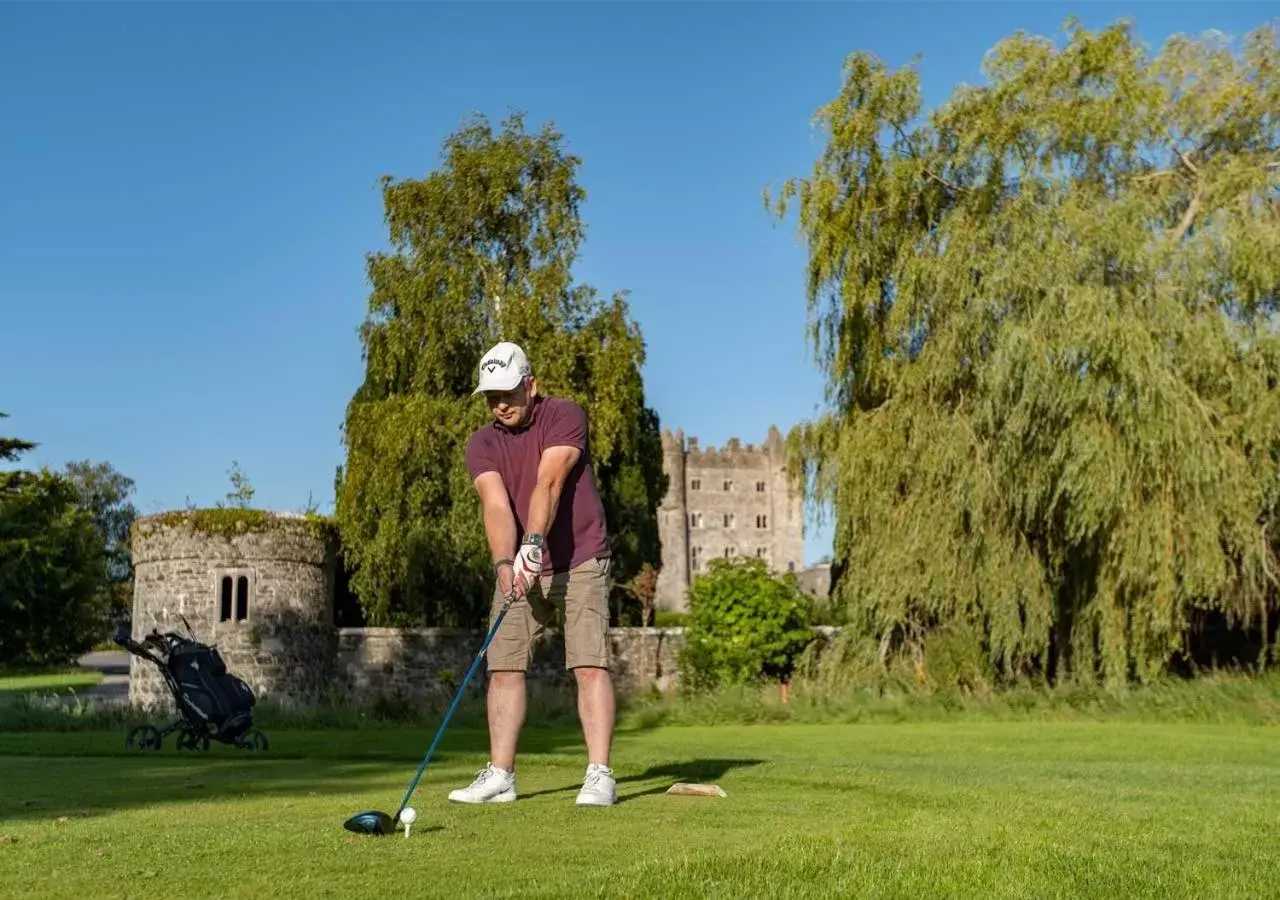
top-left (1, 723), bottom-right (767, 823)
top-left (0, 722), bottom-right (598, 825)
top-left (520, 758), bottom-right (766, 803)
top-left (0, 721), bottom-right (590, 761)
top-left (0, 754), bottom-right (402, 825)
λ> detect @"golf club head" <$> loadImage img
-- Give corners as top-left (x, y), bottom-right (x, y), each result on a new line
top-left (343, 810), bottom-right (395, 836)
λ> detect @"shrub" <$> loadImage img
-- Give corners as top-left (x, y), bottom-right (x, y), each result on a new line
top-left (679, 556), bottom-right (815, 690)
top-left (790, 618), bottom-right (1001, 699)
top-left (921, 619), bottom-right (996, 696)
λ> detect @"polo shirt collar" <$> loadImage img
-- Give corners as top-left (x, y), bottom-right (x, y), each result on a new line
top-left (491, 394), bottom-right (544, 434)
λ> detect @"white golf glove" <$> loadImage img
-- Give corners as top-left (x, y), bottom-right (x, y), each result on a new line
top-left (513, 534), bottom-right (543, 597)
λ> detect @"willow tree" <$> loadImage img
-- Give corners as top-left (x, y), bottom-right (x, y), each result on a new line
top-left (336, 112), bottom-right (665, 628)
top-left (770, 19), bottom-right (1280, 685)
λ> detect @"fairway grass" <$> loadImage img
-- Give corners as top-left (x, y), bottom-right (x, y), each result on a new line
top-left (0, 669), bottom-right (104, 695)
top-left (1, 722), bottom-right (1276, 899)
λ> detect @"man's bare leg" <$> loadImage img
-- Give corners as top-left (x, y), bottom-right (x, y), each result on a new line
top-left (487, 670), bottom-right (525, 771)
top-left (573, 666), bottom-right (614, 766)
top-left (447, 668), bottom-right (523, 803)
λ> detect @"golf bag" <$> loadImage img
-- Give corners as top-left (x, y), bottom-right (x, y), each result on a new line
top-left (114, 618), bottom-right (268, 752)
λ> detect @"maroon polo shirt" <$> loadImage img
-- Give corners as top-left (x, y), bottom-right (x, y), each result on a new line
top-left (465, 395), bottom-right (611, 573)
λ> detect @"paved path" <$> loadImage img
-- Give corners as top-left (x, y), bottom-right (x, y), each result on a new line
top-left (72, 650), bottom-right (130, 706)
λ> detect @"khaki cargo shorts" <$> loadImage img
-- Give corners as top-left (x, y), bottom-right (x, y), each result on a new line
top-left (486, 556), bottom-right (612, 672)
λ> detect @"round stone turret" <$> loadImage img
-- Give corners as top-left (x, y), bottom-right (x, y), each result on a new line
top-left (127, 509), bottom-right (338, 711)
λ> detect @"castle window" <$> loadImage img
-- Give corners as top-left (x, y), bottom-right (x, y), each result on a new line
top-left (215, 569), bottom-right (253, 623)
top-left (756, 514), bottom-right (768, 528)
top-left (788, 561), bottom-right (796, 572)
top-left (756, 481), bottom-right (766, 492)
top-left (724, 546), bottom-right (736, 558)
top-left (756, 547), bottom-right (767, 557)
top-left (689, 512), bottom-right (703, 528)
top-left (690, 479), bottom-right (701, 491)
top-left (723, 480), bottom-right (733, 491)
top-left (723, 513), bottom-right (735, 528)
top-left (691, 546), bottom-right (702, 570)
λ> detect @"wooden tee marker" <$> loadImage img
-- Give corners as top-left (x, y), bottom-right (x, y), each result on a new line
top-left (666, 782), bottom-right (727, 798)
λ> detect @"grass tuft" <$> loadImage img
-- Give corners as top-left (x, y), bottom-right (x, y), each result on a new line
top-left (622, 668), bottom-right (1280, 728)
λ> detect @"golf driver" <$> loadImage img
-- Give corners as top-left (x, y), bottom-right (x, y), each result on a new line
top-left (343, 590), bottom-right (516, 836)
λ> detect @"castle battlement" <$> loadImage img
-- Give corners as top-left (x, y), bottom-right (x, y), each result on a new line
top-left (659, 427), bottom-right (786, 469)
top-left (684, 444), bottom-right (770, 470)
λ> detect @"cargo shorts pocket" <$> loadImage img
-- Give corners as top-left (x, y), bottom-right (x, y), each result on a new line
top-left (564, 556), bottom-right (611, 670)
top-left (485, 580), bottom-right (552, 673)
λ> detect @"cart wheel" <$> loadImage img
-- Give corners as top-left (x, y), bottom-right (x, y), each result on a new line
top-left (176, 731), bottom-right (210, 752)
top-left (237, 729), bottom-right (268, 752)
top-left (126, 724), bottom-right (163, 751)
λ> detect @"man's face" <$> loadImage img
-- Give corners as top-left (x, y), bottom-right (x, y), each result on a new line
top-left (485, 377), bottom-right (537, 428)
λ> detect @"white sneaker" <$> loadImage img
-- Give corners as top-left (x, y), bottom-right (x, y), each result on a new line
top-left (448, 763), bottom-right (517, 804)
top-left (575, 763), bottom-right (616, 807)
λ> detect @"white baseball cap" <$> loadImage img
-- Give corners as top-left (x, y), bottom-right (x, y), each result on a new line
top-left (473, 341), bottom-right (533, 394)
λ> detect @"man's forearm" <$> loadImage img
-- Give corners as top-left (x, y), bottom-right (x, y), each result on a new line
top-left (483, 503), bottom-right (518, 564)
top-left (523, 480), bottom-right (564, 540)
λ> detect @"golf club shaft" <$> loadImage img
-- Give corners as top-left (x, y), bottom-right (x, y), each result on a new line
top-left (394, 593), bottom-right (515, 817)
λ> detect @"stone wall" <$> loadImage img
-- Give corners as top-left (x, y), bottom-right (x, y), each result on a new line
top-left (125, 507), bottom-right (835, 715)
top-left (337, 626), bottom-right (685, 703)
top-left (335, 625), bottom-right (844, 704)
top-left (128, 511), bottom-right (337, 712)
top-left (795, 562), bottom-right (832, 600)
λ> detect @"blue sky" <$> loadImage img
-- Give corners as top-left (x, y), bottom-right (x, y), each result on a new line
top-left (1, 2), bottom-right (1274, 564)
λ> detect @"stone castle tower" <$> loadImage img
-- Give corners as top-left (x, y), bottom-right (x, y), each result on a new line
top-left (655, 425), bottom-right (805, 612)
top-left (127, 511), bottom-right (338, 710)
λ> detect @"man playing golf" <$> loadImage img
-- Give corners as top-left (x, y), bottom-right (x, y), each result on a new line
top-left (451, 340), bottom-right (617, 807)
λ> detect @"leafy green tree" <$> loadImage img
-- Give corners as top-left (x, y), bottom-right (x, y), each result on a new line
top-left (769, 19), bottom-right (1280, 685)
top-left (336, 112), bottom-right (666, 627)
top-left (63, 459), bottom-right (138, 629)
top-left (63, 460), bottom-right (137, 581)
top-left (679, 556), bottom-right (815, 690)
top-left (0, 416), bottom-right (110, 666)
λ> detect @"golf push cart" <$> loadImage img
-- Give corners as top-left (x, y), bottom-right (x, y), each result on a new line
top-left (113, 618), bottom-right (269, 753)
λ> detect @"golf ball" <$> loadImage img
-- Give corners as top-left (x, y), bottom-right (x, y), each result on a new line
top-left (401, 807), bottom-right (417, 824)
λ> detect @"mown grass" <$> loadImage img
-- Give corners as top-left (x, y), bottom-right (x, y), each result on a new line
top-left (1, 720), bottom-right (1276, 898)
top-left (0, 668), bottom-right (104, 696)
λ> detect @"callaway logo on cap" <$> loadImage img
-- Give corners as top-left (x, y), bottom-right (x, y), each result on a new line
top-left (473, 341), bottom-right (532, 394)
